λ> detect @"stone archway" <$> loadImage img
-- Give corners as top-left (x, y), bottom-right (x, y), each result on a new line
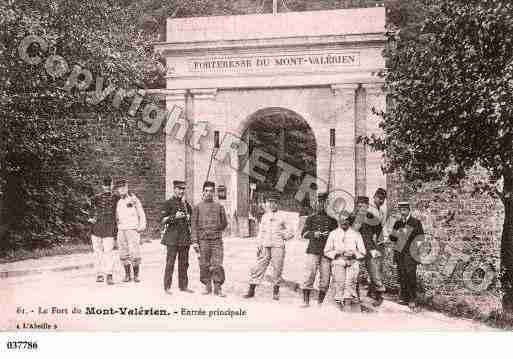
top-left (237, 107), bottom-right (317, 236)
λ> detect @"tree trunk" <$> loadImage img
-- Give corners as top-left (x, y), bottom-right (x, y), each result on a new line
top-left (501, 171), bottom-right (513, 312)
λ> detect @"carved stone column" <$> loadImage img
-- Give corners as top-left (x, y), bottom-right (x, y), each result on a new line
top-left (330, 83), bottom-right (358, 197)
top-left (190, 88), bottom-right (218, 205)
top-left (363, 82), bottom-right (387, 197)
top-left (164, 89), bottom-right (187, 200)
top-left (355, 86), bottom-right (367, 197)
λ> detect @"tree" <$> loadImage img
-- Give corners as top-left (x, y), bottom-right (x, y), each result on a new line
top-left (370, 0), bottom-right (513, 310)
top-left (0, 0), bottom-right (254, 252)
top-left (0, 0), bottom-right (167, 250)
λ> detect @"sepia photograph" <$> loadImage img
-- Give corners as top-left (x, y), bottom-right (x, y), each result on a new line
top-left (1, 0), bottom-right (513, 344)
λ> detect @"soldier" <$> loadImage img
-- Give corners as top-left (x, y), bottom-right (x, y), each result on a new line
top-left (89, 177), bottom-right (118, 285)
top-left (389, 201), bottom-right (424, 311)
top-left (300, 192), bottom-right (338, 307)
top-left (324, 213), bottom-right (366, 311)
top-left (352, 195), bottom-right (387, 306)
top-left (191, 181), bottom-right (228, 297)
top-left (243, 191), bottom-right (294, 301)
top-left (161, 180), bottom-right (193, 294)
top-left (115, 179), bottom-right (147, 283)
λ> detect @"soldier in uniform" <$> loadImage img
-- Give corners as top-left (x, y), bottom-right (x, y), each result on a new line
top-left (243, 191), bottom-right (294, 301)
top-left (324, 213), bottom-right (366, 311)
top-left (115, 179), bottom-right (147, 283)
top-left (161, 180), bottom-right (193, 294)
top-left (353, 195), bottom-right (387, 306)
top-left (300, 192), bottom-right (338, 307)
top-left (89, 177), bottom-right (118, 285)
top-left (389, 201), bottom-right (424, 311)
top-left (191, 181), bottom-right (228, 297)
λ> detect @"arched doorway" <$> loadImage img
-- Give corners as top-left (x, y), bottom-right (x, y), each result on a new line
top-left (237, 107), bottom-right (317, 236)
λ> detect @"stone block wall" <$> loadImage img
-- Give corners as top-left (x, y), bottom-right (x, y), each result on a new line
top-left (84, 122), bottom-right (166, 236)
top-left (380, 167), bottom-right (503, 305)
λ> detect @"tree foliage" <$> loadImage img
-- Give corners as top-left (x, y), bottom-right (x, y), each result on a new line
top-left (372, 0), bottom-right (513, 310)
top-left (0, 0), bottom-right (166, 250)
top-left (378, 0), bottom-right (513, 182)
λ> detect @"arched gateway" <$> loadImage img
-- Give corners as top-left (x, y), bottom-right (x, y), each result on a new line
top-left (155, 7), bottom-right (387, 237)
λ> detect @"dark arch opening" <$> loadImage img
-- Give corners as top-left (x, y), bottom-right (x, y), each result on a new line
top-left (237, 107), bottom-right (317, 232)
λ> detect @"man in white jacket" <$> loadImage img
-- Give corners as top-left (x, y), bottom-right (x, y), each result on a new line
top-left (115, 179), bottom-right (147, 283)
top-left (243, 191), bottom-right (294, 300)
top-left (324, 214), bottom-right (366, 311)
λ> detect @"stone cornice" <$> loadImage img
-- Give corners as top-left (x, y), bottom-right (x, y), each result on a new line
top-left (154, 33), bottom-right (385, 55)
top-left (190, 88), bottom-right (218, 100)
top-left (362, 82), bottom-right (385, 95)
top-left (331, 83), bottom-right (359, 95)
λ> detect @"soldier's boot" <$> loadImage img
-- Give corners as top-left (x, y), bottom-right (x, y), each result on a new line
top-left (336, 300), bottom-right (344, 311)
top-left (273, 285), bottom-right (280, 301)
top-left (367, 286), bottom-right (376, 299)
top-left (243, 284), bottom-right (256, 299)
top-left (343, 299), bottom-right (353, 312)
top-left (318, 290), bottom-right (327, 305)
top-left (123, 264), bottom-right (132, 282)
top-left (133, 264), bottom-right (140, 283)
top-left (373, 292), bottom-right (384, 307)
top-left (106, 274), bottom-right (114, 285)
top-left (300, 289), bottom-right (311, 308)
top-left (202, 282), bottom-right (212, 295)
top-left (408, 301), bottom-right (418, 312)
top-left (213, 284), bottom-right (226, 297)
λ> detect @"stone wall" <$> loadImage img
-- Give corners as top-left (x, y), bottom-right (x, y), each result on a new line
top-left (381, 167), bottom-right (503, 310)
top-left (84, 122), bottom-right (166, 236)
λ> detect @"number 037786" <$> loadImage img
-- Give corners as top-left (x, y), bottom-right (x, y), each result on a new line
top-left (6, 341), bottom-right (38, 350)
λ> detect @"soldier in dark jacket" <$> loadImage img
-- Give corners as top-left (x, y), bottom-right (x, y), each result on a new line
top-left (191, 181), bottom-right (228, 297)
top-left (89, 177), bottom-right (118, 285)
top-left (354, 192), bottom-right (387, 306)
top-left (389, 201), bottom-right (424, 311)
top-left (300, 192), bottom-right (338, 307)
top-left (161, 180), bottom-right (193, 294)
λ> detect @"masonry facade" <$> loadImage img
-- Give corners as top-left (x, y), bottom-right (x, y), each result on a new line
top-left (154, 8), bottom-right (387, 236)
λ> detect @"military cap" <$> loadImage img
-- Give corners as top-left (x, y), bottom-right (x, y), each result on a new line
top-left (114, 178), bottom-right (127, 188)
top-left (317, 192), bottom-right (329, 200)
top-left (173, 180), bottom-right (186, 189)
top-left (356, 196), bottom-right (370, 205)
top-left (374, 188), bottom-right (387, 199)
top-left (398, 201), bottom-right (410, 209)
top-left (203, 181), bottom-right (216, 190)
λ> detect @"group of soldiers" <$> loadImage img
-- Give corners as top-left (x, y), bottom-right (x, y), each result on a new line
top-left (90, 177), bottom-right (424, 311)
top-left (297, 189), bottom-right (424, 311)
top-left (89, 178), bottom-right (147, 285)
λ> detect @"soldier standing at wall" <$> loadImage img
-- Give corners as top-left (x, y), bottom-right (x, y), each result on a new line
top-left (191, 181), bottom-right (228, 297)
top-left (352, 195), bottom-right (387, 306)
top-left (161, 180), bottom-right (193, 294)
top-left (243, 191), bottom-right (294, 301)
top-left (389, 201), bottom-right (424, 311)
top-left (300, 192), bottom-right (338, 307)
top-left (89, 177), bottom-right (118, 285)
top-left (115, 179), bottom-right (147, 283)
top-left (366, 188), bottom-right (387, 306)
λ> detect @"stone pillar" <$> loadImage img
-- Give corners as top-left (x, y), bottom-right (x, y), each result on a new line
top-left (237, 130), bottom-right (250, 238)
top-left (363, 83), bottom-right (387, 197)
top-left (190, 89), bottom-right (218, 206)
top-left (330, 83), bottom-right (358, 197)
top-left (165, 90), bottom-right (187, 200)
top-left (355, 86), bottom-right (367, 197)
